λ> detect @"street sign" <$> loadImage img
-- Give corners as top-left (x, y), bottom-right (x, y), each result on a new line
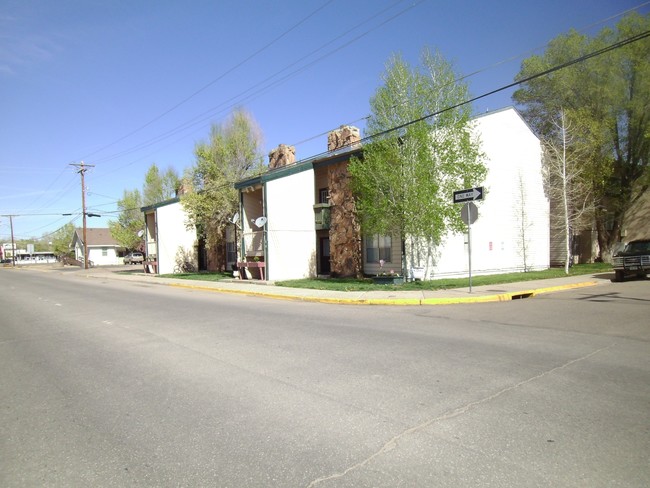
top-left (461, 202), bottom-right (478, 225)
top-left (453, 186), bottom-right (483, 203)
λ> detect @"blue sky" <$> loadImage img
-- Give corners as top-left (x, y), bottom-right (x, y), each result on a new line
top-left (1, 0), bottom-right (647, 242)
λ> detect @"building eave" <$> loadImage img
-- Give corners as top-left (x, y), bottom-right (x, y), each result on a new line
top-left (141, 197), bottom-right (181, 213)
top-left (235, 146), bottom-right (364, 189)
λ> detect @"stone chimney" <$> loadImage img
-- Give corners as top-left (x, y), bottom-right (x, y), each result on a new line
top-left (326, 124), bottom-right (363, 279)
top-left (175, 178), bottom-right (192, 197)
top-left (268, 144), bottom-right (296, 169)
top-left (327, 125), bottom-right (360, 151)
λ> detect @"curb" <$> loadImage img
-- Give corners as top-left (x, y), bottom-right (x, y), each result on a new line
top-left (166, 280), bottom-right (601, 306)
top-left (16, 266), bottom-right (602, 306)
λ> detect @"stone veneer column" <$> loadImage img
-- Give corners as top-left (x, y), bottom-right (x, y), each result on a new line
top-left (327, 126), bottom-right (362, 278)
top-left (268, 144), bottom-right (296, 169)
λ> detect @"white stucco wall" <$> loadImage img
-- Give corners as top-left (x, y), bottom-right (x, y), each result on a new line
top-left (155, 201), bottom-right (196, 275)
top-left (88, 247), bottom-right (120, 266)
top-left (431, 107), bottom-right (549, 278)
top-left (74, 243), bottom-right (120, 266)
top-left (80, 246), bottom-right (122, 266)
top-left (265, 169), bottom-right (316, 280)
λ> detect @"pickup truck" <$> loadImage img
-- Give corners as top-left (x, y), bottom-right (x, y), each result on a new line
top-left (612, 239), bottom-right (650, 282)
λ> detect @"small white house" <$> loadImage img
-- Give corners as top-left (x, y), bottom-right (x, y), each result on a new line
top-left (142, 198), bottom-right (197, 274)
top-left (71, 228), bottom-right (123, 266)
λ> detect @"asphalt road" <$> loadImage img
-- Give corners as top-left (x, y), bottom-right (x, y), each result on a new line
top-left (1, 269), bottom-right (648, 487)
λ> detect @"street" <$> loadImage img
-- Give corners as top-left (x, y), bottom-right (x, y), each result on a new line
top-left (1, 268), bottom-right (648, 487)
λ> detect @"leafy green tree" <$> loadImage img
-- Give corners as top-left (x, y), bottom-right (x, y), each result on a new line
top-left (182, 108), bottom-right (265, 267)
top-left (49, 222), bottom-right (76, 257)
top-left (109, 189), bottom-right (144, 251)
top-left (143, 163), bottom-right (180, 206)
top-left (348, 48), bottom-right (486, 272)
top-left (110, 164), bottom-right (178, 252)
top-left (513, 13), bottom-right (650, 260)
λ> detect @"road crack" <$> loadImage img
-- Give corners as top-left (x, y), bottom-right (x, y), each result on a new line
top-left (306, 343), bottom-right (615, 487)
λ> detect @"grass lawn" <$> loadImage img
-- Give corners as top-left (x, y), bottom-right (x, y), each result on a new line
top-left (158, 271), bottom-right (233, 282)
top-left (158, 263), bottom-right (611, 292)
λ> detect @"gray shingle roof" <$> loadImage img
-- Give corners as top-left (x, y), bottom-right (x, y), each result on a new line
top-left (74, 228), bottom-right (120, 247)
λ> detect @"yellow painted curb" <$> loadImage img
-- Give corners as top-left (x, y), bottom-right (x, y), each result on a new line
top-left (166, 280), bottom-right (600, 305)
top-left (529, 281), bottom-right (600, 296)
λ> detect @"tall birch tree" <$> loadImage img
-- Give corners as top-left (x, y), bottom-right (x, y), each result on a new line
top-left (513, 13), bottom-right (650, 260)
top-left (349, 48), bottom-right (486, 272)
top-left (543, 110), bottom-right (594, 273)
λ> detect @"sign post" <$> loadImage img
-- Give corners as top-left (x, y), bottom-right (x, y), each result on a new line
top-left (454, 188), bottom-right (483, 293)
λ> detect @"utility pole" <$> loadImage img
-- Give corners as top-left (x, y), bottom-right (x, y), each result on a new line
top-left (1, 214), bottom-right (17, 267)
top-left (9, 215), bottom-right (15, 268)
top-left (71, 161), bottom-right (95, 269)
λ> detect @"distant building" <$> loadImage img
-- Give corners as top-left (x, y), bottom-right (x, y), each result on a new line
top-left (71, 228), bottom-right (124, 266)
top-left (142, 198), bottom-right (197, 274)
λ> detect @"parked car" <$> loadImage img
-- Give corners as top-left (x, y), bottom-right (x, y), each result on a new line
top-left (124, 252), bottom-right (144, 265)
top-left (612, 239), bottom-right (650, 282)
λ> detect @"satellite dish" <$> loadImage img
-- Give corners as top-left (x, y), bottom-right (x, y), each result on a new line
top-left (137, 230), bottom-right (144, 238)
top-left (231, 212), bottom-right (239, 224)
top-left (254, 216), bottom-right (267, 228)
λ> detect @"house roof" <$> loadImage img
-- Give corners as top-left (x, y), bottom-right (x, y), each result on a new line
top-left (473, 105), bottom-right (535, 133)
top-left (234, 106), bottom-right (534, 190)
top-left (235, 146), bottom-right (363, 189)
top-left (74, 228), bottom-right (121, 247)
top-left (141, 196), bottom-right (181, 213)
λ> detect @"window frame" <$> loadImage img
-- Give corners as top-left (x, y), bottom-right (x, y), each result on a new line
top-left (365, 234), bottom-right (392, 263)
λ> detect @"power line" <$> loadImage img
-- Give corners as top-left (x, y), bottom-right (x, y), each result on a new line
top-left (5, 5), bottom-right (647, 241)
top-left (301, 28), bottom-right (650, 162)
top-left (11, 169), bottom-right (78, 216)
top-left (53, 25), bottom-right (650, 228)
top-left (80, 0), bottom-right (336, 162)
top-left (6, 214), bottom-right (81, 241)
top-left (87, 0), bottom-right (639, 166)
top-left (89, 0), bottom-right (420, 169)
top-left (291, 3), bottom-right (650, 149)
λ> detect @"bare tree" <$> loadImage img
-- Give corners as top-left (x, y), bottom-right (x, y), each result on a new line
top-left (543, 110), bottom-right (594, 274)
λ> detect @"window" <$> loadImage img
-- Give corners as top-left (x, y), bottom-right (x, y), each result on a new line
top-left (102, 247), bottom-right (108, 256)
top-left (366, 235), bottom-right (392, 263)
top-left (318, 187), bottom-right (329, 204)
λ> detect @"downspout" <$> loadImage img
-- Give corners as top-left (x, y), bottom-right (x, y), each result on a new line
top-left (154, 210), bottom-right (159, 274)
top-left (263, 183), bottom-right (269, 280)
top-left (143, 214), bottom-right (148, 263)
top-left (239, 191), bottom-right (245, 261)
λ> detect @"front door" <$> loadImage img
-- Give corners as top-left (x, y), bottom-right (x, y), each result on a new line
top-left (319, 237), bottom-right (330, 275)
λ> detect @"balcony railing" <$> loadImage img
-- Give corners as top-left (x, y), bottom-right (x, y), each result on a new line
top-left (242, 230), bottom-right (264, 256)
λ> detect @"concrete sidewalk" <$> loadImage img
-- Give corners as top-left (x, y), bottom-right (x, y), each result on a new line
top-left (58, 265), bottom-right (609, 305)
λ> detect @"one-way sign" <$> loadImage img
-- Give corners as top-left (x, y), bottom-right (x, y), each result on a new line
top-left (453, 186), bottom-right (483, 203)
